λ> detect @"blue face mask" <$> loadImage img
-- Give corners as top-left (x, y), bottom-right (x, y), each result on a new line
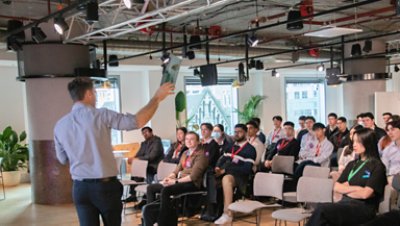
top-left (212, 131), bottom-right (222, 139)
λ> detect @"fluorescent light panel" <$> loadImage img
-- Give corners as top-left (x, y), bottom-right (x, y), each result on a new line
top-left (305, 26), bottom-right (363, 38)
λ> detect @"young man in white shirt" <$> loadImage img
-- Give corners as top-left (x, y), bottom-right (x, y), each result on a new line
top-left (246, 120), bottom-right (266, 169)
top-left (266, 115), bottom-right (285, 152)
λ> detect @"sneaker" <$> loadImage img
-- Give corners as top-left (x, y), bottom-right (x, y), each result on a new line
top-left (122, 195), bottom-right (137, 203)
top-left (214, 213), bottom-right (232, 225)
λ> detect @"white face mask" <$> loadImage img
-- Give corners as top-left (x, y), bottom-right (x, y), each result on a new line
top-left (212, 131), bottom-right (222, 139)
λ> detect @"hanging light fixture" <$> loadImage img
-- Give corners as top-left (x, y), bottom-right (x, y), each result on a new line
top-left (247, 34), bottom-right (259, 47)
top-left (287, 10), bottom-right (303, 30)
top-left (395, 64), bottom-right (400, 73)
top-left (54, 16), bottom-right (69, 35)
top-left (123, 0), bottom-right (132, 9)
top-left (31, 26), bottom-right (47, 43)
top-left (351, 43), bottom-right (362, 57)
top-left (317, 63), bottom-right (325, 72)
top-left (86, 1), bottom-right (99, 24)
top-left (160, 52), bottom-right (170, 64)
top-left (272, 69), bottom-right (280, 77)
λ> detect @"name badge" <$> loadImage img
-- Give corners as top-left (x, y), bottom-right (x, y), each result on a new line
top-left (232, 157), bottom-right (239, 164)
top-left (362, 170), bottom-right (371, 179)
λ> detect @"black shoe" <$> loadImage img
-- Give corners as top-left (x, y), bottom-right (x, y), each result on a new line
top-left (200, 214), bottom-right (218, 222)
top-left (123, 195), bottom-right (137, 203)
top-left (133, 200), bottom-right (146, 210)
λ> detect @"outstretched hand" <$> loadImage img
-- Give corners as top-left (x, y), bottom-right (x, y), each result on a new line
top-left (154, 83), bottom-right (175, 103)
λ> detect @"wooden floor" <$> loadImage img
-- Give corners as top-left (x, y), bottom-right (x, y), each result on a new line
top-left (0, 183), bottom-right (301, 226)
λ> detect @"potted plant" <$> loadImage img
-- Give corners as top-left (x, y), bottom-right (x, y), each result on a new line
top-left (0, 126), bottom-right (28, 186)
top-left (236, 95), bottom-right (266, 123)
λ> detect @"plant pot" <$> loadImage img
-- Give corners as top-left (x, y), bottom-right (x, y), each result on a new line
top-left (2, 171), bottom-right (21, 187)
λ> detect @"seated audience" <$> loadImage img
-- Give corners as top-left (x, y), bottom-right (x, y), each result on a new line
top-left (329, 117), bottom-right (350, 167)
top-left (212, 124), bottom-right (234, 155)
top-left (392, 114), bottom-right (400, 122)
top-left (261, 121), bottom-right (300, 171)
top-left (144, 132), bottom-right (208, 226)
top-left (246, 120), bottom-right (266, 169)
top-left (251, 117), bottom-right (266, 144)
top-left (294, 123), bottom-right (333, 178)
top-left (200, 123), bottom-right (220, 167)
top-left (382, 112), bottom-right (393, 125)
top-left (213, 124), bottom-right (257, 225)
top-left (306, 128), bottom-right (387, 226)
top-left (297, 116), bottom-right (315, 144)
top-left (295, 115), bottom-right (306, 138)
top-left (124, 127), bottom-right (164, 205)
top-left (362, 112), bottom-right (387, 141)
top-left (382, 120), bottom-right (400, 185)
top-left (164, 127), bottom-right (188, 164)
top-left (325, 112), bottom-right (338, 140)
top-left (378, 128), bottom-right (392, 156)
top-left (266, 116), bottom-right (285, 152)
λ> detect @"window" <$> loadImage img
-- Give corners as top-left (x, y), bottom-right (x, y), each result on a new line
top-left (285, 79), bottom-right (326, 127)
top-left (185, 77), bottom-right (238, 135)
top-left (94, 77), bottom-right (122, 144)
top-left (294, 92), bottom-right (300, 99)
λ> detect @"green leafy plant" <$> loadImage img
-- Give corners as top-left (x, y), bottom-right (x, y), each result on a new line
top-left (175, 91), bottom-right (186, 121)
top-left (236, 95), bottom-right (266, 123)
top-left (0, 126), bottom-right (29, 172)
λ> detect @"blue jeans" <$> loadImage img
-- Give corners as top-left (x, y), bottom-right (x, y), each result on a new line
top-left (73, 179), bottom-right (123, 226)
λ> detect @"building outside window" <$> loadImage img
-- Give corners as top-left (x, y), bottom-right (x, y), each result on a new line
top-left (285, 78), bottom-right (326, 128)
top-left (185, 77), bottom-right (238, 135)
top-left (94, 77), bottom-right (122, 144)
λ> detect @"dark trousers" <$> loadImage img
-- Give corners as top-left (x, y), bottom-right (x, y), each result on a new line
top-left (362, 210), bottom-right (400, 226)
top-left (306, 199), bottom-right (376, 226)
top-left (294, 160), bottom-right (321, 179)
top-left (73, 179), bottom-right (123, 226)
top-left (146, 182), bottom-right (200, 226)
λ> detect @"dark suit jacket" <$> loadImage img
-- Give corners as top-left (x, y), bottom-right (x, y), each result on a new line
top-left (374, 126), bottom-right (387, 142)
top-left (297, 129), bottom-right (308, 144)
top-left (265, 138), bottom-right (300, 161)
top-left (135, 135), bottom-right (164, 172)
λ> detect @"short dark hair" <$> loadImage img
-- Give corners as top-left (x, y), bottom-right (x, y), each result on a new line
top-left (186, 131), bottom-right (200, 141)
top-left (357, 113), bottom-right (364, 119)
top-left (141, 126), bottom-right (153, 133)
top-left (68, 77), bottom-right (94, 101)
top-left (273, 115), bottom-right (283, 122)
top-left (246, 120), bottom-right (259, 129)
top-left (177, 127), bottom-right (188, 134)
top-left (283, 121), bottom-right (295, 128)
top-left (362, 112), bottom-right (375, 120)
top-left (353, 128), bottom-right (380, 160)
top-left (235, 124), bottom-right (248, 133)
top-left (337, 117), bottom-right (347, 123)
top-left (201, 123), bottom-right (213, 131)
top-left (214, 124), bottom-right (225, 132)
top-left (383, 112), bottom-right (393, 117)
top-left (312, 122), bottom-right (325, 131)
top-left (328, 113), bottom-right (338, 119)
top-left (305, 116), bottom-right (316, 122)
top-left (298, 115), bottom-right (306, 121)
top-left (387, 120), bottom-right (400, 130)
top-left (392, 115), bottom-right (400, 121)
top-left (250, 117), bottom-right (261, 126)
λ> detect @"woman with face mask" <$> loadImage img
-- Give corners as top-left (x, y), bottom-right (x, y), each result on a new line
top-left (212, 124), bottom-right (234, 155)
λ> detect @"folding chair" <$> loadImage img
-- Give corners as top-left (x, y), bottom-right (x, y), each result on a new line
top-left (271, 155), bottom-right (295, 175)
top-left (272, 177), bottom-right (333, 226)
top-left (378, 184), bottom-right (392, 214)
top-left (228, 173), bottom-right (285, 226)
top-left (120, 159), bottom-right (148, 214)
top-left (0, 157), bottom-right (5, 200)
top-left (135, 161), bottom-right (177, 194)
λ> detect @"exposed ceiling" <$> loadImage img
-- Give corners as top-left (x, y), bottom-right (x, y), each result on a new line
top-left (1, 0), bottom-right (400, 68)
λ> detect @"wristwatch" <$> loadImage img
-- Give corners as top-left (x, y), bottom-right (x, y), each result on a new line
top-left (175, 179), bottom-right (179, 184)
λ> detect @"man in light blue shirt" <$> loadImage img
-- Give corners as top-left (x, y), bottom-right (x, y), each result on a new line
top-left (54, 77), bottom-right (174, 226)
top-left (382, 121), bottom-right (400, 184)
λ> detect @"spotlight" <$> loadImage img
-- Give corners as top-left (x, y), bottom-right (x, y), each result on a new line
top-left (86, 1), bottom-right (99, 24)
top-left (7, 36), bottom-right (22, 51)
top-left (255, 60), bottom-right (264, 70)
top-left (186, 50), bottom-right (195, 60)
top-left (189, 35), bottom-right (202, 50)
top-left (317, 63), bottom-right (325, 72)
top-left (109, 55), bottom-right (119, 67)
top-left (247, 35), bottom-right (259, 47)
top-left (194, 68), bottom-right (200, 76)
top-left (161, 52), bottom-right (170, 64)
top-left (149, 54), bottom-right (153, 60)
top-left (272, 69), bottom-right (280, 77)
top-left (123, 0), bottom-right (132, 8)
top-left (363, 39), bottom-right (372, 53)
top-left (7, 20), bottom-right (25, 42)
top-left (395, 64), bottom-right (400, 73)
top-left (54, 16), bottom-right (69, 35)
top-left (351, 43), bottom-right (362, 57)
top-left (238, 62), bottom-right (247, 82)
top-left (287, 10), bottom-right (303, 30)
top-left (248, 59), bottom-right (256, 69)
top-left (31, 26), bottom-right (47, 43)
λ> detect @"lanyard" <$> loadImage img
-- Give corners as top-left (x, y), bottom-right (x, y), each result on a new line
top-left (249, 137), bottom-right (256, 145)
top-left (278, 139), bottom-right (292, 151)
top-left (184, 149), bottom-right (197, 168)
top-left (173, 143), bottom-right (182, 158)
top-left (315, 143), bottom-right (321, 156)
top-left (347, 160), bottom-right (368, 182)
top-left (231, 142), bottom-right (248, 159)
top-left (271, 128), bottom-right (281, 142)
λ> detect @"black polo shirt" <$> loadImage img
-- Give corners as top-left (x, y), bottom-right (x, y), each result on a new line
top-left (338, 158), bottom-right (387, 209)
